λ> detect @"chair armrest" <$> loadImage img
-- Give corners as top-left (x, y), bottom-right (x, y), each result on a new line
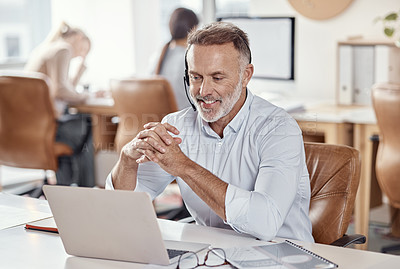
top-left (330, 234), bottom-right (366, 247)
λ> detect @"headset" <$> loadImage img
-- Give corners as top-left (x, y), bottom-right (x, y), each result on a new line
top-left (183, 37), bottom-right (252, 111)
top-left (183, 48), bottom-right (196, 111)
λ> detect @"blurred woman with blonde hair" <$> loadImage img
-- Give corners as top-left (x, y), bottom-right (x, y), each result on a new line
top-left (26, 21), bottom-right (91, 115)
top-left (25, 21), bottom-right (94, 187)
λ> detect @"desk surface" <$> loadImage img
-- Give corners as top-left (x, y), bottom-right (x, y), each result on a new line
top-left (0, 193), bottom-right (399, 269)
top-left (75, 96), bottom-right (378, 126)
top-left (72, 97), bottom-right (115, 115)
top-left (290, 103), bottom-right (377, 125)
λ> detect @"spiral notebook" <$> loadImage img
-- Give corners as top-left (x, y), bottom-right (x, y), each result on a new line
top-left (222, 240), bottom-right (338, 269)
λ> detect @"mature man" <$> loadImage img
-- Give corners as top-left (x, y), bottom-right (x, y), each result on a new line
top-left (106, 22), bottom-right (314, 242)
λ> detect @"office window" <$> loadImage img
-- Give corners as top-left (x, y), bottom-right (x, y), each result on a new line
top-left (0, 0), bottom-right (51, 66)
top-left (5, 35), bottom-right (20, 57)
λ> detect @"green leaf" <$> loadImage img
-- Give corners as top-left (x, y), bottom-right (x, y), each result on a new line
top-left (384, 27), bottom-right (395, 37)
top-left (384, 13), bottom-right (398, 21)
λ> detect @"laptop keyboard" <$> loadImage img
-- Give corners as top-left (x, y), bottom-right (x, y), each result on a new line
top-left (167, 249), bottom-right (188, 259)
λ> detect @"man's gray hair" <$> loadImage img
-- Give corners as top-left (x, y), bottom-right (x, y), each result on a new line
top-left (187, 21), bottom-right (251, 70)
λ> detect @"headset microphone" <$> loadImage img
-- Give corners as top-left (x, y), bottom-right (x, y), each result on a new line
top-left (183, 74), bottom-right (196, 111)
top-left (183, 49), bottom-right (196, 111)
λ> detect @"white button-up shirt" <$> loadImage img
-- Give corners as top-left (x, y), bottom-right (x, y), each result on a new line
top-left (106, 90), bottom-right (314, 242)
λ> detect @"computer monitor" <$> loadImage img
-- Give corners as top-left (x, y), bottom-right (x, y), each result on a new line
top-left (218, 17), bottom-right (295, 80)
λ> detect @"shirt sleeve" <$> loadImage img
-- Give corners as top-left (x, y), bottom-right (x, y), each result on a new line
top-left (105, 113), bottom-right (177, 197)
top-left (105, 172), bottom-right (115, 190)
top-left (104, 161), bottom-right (174, 199)
top-left (224, 117), bottom-right (305, 241)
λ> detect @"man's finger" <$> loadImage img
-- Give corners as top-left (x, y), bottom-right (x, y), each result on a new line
top-left (137, 129), bottom-right (165, 144)
top-left (144, 122), bottom-right (180, 135)
top-left (144, 137), bottom-right (166, 153)
top-left (135, 138), bottom-right (166, 154)
top-left (137, 149), bottom-right (158, 164)
top-left (136, 154), bottom-right (151, 164)
top-left (162, 122), bottom-right (180, 135)
top-left (173, 137), bottom-right (182, 144)
top-left (142, 122), bottom-right (180, 146)
top-left (143, 122), bottom-right (158, 129)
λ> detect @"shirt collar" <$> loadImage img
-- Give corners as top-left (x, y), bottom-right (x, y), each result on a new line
top-left (199, 88), bottom-right (254, 136)
top-left (226, 88), bottom-right (253, 133)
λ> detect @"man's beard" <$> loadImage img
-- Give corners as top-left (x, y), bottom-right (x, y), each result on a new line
top-left (194, 76), bottom-right (243, 123)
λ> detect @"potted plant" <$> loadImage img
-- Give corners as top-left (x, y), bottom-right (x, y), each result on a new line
top-left (375, 10), bottom-right (400, 47)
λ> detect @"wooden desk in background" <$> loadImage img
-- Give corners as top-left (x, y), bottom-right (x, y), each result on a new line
top-left (292, 103), bottom-right (354, 145)
top-left (72, 97), bottom-right (117, 152)
top-left (292, 104), bottom-right (378, 250)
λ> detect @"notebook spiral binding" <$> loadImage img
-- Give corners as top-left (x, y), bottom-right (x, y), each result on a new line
top-left (285, 240), bottom-right (339, 268)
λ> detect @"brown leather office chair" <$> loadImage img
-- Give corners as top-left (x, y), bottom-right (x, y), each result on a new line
top-left (372, 83), bottom-right (400, 253)
top-left (111, 77), bottom-right (191, 220)
top-left (305, 142), bottom-right (366, 246)
top-left (0, 72), bottom-right (73, 195)
top-left (111, 77), bottom-right (178, 152)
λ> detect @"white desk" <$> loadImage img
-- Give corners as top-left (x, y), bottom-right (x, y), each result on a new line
top-left (0, 166), bottom-right (45, 194)
top-left (1, 194), bottom-right (399, 269)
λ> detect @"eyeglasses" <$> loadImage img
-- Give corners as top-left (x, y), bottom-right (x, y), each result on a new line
top-left (176, 248), bottom-right (231, 269)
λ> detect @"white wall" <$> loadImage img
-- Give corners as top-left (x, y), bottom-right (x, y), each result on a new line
top-left (51, 0), bottom-right (137, 89)
top-left (51, 0), bottom-right (399, 99)
top-left (132, 0), bottom-right (161, 76)
top-left (248, 0), bottom-right (399, 100)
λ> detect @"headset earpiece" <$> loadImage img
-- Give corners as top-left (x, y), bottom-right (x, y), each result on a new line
top-left (184, 50), bottom-right (190, 86)
top-left (184, 68), bottom-right (190, 87)
top-left (183, 48), bottom-right (196, 111)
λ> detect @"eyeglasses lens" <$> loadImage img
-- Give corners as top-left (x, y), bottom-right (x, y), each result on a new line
top-left (178, 252), bottom-right (199, 269)
top-left (205, 249), bottom-right (226, 267)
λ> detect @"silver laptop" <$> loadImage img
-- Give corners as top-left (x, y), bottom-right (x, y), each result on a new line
top-left (43, 185), bottom-right (209, 265)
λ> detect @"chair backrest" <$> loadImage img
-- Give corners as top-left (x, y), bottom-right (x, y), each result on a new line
top-left (305, 142), bottom-right (361, 244)
top-left (372, 83), bottom-right (400, 208)
top-left (0, 72), bottom-right (63, 170)
top-left (111, 77), bottom-right (178, 152)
